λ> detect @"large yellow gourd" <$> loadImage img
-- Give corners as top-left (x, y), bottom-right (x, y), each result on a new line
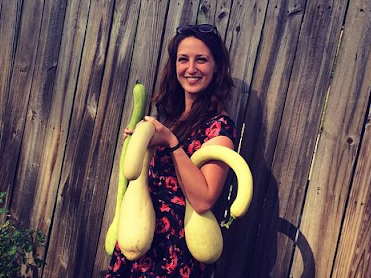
top-left (105, 82), bottom-right (146, 255)
top-left (117, 121), bottom-right (156, 260)
top-left (185, 145), bottom-right (253, 263)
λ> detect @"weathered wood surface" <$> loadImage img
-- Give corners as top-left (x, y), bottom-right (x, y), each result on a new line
top-left (0, 0), bottom-right (22, 143)
top-left (291, 0), bottom-right (371, 276)
top-left (0, 0), bottom-right (370, 277)
top-left (216, 0), bottom-right (308, 277)
top-left (224, 0), bottom-right (269, 127)
top-left (251, 0), bottom-right (349, 277)
top-left (43, 0), bottom-right (115, 276)
top-left (11, 0), bottom-right (67, 232)
top-left (332, 107), bottom-right (371, 277)
top-left (0, 0), bottom-right (44, 211)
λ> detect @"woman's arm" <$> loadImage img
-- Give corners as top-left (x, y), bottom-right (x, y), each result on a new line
top-left (144, 116), bottom-right (234, 214)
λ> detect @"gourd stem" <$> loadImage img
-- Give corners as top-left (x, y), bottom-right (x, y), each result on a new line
top-left (220, 215), bottom-right (236, 229)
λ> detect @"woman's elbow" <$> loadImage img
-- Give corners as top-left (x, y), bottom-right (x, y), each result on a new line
top-left (192, 200), bottom-right (215, 215)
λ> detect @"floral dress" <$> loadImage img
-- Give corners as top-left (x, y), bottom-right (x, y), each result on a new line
top-left (106, 115), bottom-right (236, 278)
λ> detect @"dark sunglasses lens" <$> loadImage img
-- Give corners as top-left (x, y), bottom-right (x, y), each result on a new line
top-left (177, 24), bottom-right (216, 34)
top-left (177, 25), bottom-right (192, 33)
top-left (197, 24), bottom-right (215, 33)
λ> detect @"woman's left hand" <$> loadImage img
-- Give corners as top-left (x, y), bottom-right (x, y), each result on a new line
top-left (143, 116), bottom-right (179, 148)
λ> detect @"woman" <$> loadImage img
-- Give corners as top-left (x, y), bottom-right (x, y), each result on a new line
top-left (107, 24), bottom-right (236, 277)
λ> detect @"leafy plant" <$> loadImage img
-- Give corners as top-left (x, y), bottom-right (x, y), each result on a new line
top-left (0, 192), bottom-right (46, 277)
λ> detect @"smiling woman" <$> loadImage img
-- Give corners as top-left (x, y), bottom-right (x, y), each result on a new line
top-left (176, 37), bottom-right (216, 99)
top-left (106, 24), bottom-right (235, 277)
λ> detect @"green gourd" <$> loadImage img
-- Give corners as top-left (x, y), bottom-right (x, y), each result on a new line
top-left (105, 82), bottom-right (147, 255)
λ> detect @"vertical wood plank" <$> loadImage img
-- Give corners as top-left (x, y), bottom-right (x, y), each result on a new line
top-left (0, 0), bottom-right (22, 139)
top-left (0, 0), bottom-right (44, 209)
top-left (260, 0), bottom-right (348, 277)
top-left (215, 1), bottom-right (308, 277)
top-left (43, 0), bottom-right (115, 277)
top-left (197, 0), bottom-right (216, 24)
top-left (224, 0), bottom-right (269, 127)
top-left (214, 0), bottom-right (232, 40)
top-left (291, 0), bottom-right (371, 276)
top-left (196, 0), bottom-right (232, 44)
top-left (10, 0), bottom-right (68, 228)
top-left (332, 106), bottom-right (371, 278)
top-left (11, 0), bottom-right (90, 274)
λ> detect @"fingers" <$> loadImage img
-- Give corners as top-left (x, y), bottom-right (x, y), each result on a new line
top-left (144, 116), bottom-right (160, 125)
top-left (123, 126), bottom-right (134, 140)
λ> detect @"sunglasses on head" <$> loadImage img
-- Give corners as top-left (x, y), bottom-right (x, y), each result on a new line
top-left (176, 24), bottom-right (217, 34)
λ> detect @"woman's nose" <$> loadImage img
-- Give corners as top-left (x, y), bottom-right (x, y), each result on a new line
top-left (187, 60), bottom-right (197, 74)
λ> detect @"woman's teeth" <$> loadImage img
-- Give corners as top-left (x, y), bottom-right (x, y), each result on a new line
top-left (186, 77), bottom-right (201, 80)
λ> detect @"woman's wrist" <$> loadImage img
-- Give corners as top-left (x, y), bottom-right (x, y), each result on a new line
top-left (166, 136), bottom-right (181, 152)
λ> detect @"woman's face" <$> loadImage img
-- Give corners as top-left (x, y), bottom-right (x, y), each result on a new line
top-left (176, 36), bottom-right (216, 97)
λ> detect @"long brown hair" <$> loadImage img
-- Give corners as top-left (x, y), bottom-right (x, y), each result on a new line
top-left (153, 26), bottom-right (233, 142)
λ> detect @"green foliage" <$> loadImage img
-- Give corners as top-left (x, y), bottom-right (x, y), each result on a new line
top-left (0, 192), bottom-right (46, 277)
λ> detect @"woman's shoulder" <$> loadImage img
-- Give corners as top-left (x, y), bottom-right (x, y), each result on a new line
top-left (208, 114), bottom-right (235, 126)
top-left (203, 113), bottom-right (236, 141)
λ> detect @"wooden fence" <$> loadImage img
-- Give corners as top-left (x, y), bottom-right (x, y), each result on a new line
top-left (1, 0), bottom-right (370, 277)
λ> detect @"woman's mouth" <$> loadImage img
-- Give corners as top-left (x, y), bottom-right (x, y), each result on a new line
top-left (185, 76), bottom-right (202, 83)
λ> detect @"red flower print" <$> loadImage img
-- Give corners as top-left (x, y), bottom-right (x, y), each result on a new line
top-left (162, 246), bottom-right (178, 274)
top-left (160, 203), bottom-right (170, 212)
top-left (139, 256), bottom-right (152, 272)
top-left (220, 117), bottom-right (228, 125)
top-left (187, 139), bottom-right (202, 154)
top-left (171, 196), bottom-right (185, 206)
top-left (150, 156), bottom-right (155, 167)
top-left (180, 265), bottom-right (191, 277)
top-left (165, 176), bottom-right (178, 191)
top-left (160, 154), bottom-right (170, 164)
top-left (205, 121), bottom-right (221, 139)
top-left (179, 228), bottom-right (184, 238)
top-left (113, 259), bottom-right (121, 272)
top-left (156, 216), bottom-right (170, 233)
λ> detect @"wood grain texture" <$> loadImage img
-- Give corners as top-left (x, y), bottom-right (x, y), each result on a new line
top-left (215, 1), bottom-right (307, 277)
top-left (213, 0), bottom-right (232, 41)
top-left (11, 0), bottom-right (68, 228)
top-left (43, 0), bottom-right (115, 277)
top-left (332, 107), bottom-right (371, 278)
top-left (197, 0), bottom-right (216, 25)
top-left (265, 0), bottom-right (349, 277)
top-left (0, 0), bottom-right (22, 140)
top-left (0, 0), bottom-right (43, 209)
top-left (291, 0), bottom-right (371, 276)
top-left (91, 0), bottom-right (142, 276)
top-left (224, 0), bottom-right (268, 126)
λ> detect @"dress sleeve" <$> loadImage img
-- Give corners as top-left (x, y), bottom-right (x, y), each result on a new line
top-left (204, 115), bottom-right (236, 144)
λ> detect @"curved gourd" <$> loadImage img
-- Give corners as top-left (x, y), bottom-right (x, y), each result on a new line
top-left (105, 82), bottom-right (147, 255)
top-left (184, 145), bottom-right (253, 263)
top-left (123, 121), bottom-right (155, 180)
top-left (117, 121), bottom-right (156, 260)
top-left (118, 148), bottom-right (156, 260)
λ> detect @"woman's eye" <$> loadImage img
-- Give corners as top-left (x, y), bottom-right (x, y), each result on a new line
top-left (178, 57), bottom-right (187, 62)
top-left (197, 57), bottom-right (207, 63)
